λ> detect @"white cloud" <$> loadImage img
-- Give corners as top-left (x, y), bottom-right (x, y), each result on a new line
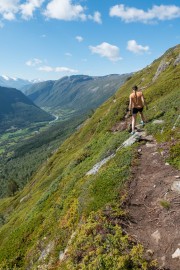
top-left (75, 35), bottom-right (83, 42)
top-left (89, 42), bottom-right (121, 62)
top-left (27, 59), bottom-right (78, 74)
top-left (0, 0), bottom-right (19, 13)
top-left (3, 12), bottom-right (15, 20)
top-left (0, 0), bottom-right (19, 20)
top-left (88, 11), bottom-right (102, 24)
top-left (0, 0), bottom-right (44, 21)
top-left (0, 0), bottom-right (101, 25)
top-left (38, 65), bottom-right (53, 72)
top-left (38, 65), bottom-right (78, 73)
top-left (109, 4), bottom-right (180, 23)
top-left (20, 0), bottom-right (44, 20)
top-left (26, 58), bottom-right (43, 66)
top-left (55, 67), bottom-right (77, 72)
top-left (127, 40), bottom-right (149, 54)
top-left (44, 0), bottom-right (86, 21)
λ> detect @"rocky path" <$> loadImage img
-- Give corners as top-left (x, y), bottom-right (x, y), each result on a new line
top-left (126, 136), bottom-right (180, 270)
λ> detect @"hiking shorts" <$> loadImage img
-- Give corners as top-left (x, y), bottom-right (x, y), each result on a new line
top-left (132, 107), bottom-right (143, 114)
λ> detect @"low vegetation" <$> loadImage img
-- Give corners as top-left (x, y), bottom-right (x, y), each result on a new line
top-left (60, 205), bottom-right (156, 270)
top-left (159, 200), bottom-right (170, 210)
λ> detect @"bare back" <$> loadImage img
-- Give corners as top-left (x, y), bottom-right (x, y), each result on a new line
top-left (130, 91), bottom-right (144, 108)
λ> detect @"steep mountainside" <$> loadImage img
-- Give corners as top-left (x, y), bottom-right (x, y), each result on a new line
top-left (0, 86), bottom-right (54, 133)
top-left (0, 45), bottom-right (179, 269)
top-left (25, 74), bottom-right (131, 113)
top-left (0, 75), bottom-right (33, 91)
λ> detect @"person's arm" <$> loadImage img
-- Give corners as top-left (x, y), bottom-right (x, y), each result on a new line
top-left (129, 96), bottom-right (132, 112)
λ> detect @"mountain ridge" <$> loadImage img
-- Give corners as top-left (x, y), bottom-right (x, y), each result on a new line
top-left (25, 74), bottom-right (132, 117)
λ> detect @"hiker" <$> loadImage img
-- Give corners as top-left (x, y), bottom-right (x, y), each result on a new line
top-left (128, 85), bottom-right (147, 135)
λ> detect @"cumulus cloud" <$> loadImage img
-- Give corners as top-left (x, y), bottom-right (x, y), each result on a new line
top-left (38, 65), bottom-right (78, 73)
top-left (127, 40), bottom-right (149, 54)
top-left (0, 0), bottom-right (44, 20)
top-left (26, 58), bottom-right (78, 74)
top-left (109, 4), bottom-right (180, 23)
top-left (0, 0), bottom-right (18, 14)
top-left (88, 11), bottom-right (102, 24)
top-left (44, 0), bottom-right (86, 21)
top-left (3, 12), bottom-right (16, 20)
top-left (20, 0), bottom-right (44, 20)
top-left (0, 0), bottom-right (19, 20)
top-left (44, 0), bottom-right (102, 23)
top-left (26, 58), bottom-right (43, 66)
top-left (89, 42), bottom-right (121, 62)
top-left (0, 0), bottom-right (101, 24)
top-left (75, 35), bottom-right (83, 42)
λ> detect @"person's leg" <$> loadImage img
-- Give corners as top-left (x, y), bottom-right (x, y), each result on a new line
top-left (140, 111), bottom-right (145, 123)
top-left (132, 113), bottom-right (137, 133)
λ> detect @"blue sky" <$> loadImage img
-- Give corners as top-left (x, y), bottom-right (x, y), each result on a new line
top-left (0, 0), bottom-right (180, 80)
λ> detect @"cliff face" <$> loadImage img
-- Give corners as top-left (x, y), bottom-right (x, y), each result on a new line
top-left (0, 45), bottom-right (179, 269)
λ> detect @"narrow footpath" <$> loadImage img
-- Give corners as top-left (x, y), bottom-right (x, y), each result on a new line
top-left (125, 136), bottom-right (180, 270)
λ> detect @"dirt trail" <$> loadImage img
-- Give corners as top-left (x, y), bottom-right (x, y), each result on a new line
top-left (125, 136), bottom-right (180, 270)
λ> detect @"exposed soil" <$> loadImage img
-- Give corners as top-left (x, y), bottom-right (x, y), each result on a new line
top-left (110, 120), bottom-right (129, 132)
top-left (125, 136), bottom-right (180, 270)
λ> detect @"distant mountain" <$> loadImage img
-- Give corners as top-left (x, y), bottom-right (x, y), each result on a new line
top-left (0, 75), bottom-right (33, 91)
top-left (25, 74), bottom-right (132, 113)
top-left (0, 86), bottom-right (54, 133)
top-left (0, 75), bottom-right (44, 92)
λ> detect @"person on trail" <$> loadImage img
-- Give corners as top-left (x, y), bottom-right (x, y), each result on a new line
top-left (128, 85), bottom-right (147, 135)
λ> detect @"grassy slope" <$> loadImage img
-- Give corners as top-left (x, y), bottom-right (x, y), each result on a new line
top-left (0, 45), bottom-right (179, 269)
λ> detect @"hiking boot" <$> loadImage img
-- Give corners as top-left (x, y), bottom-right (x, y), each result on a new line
top-left (140, 121), bottom-right (145, 126)
top-left (131, 131), bottom-right (135, 135)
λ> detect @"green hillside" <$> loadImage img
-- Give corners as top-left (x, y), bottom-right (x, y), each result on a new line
top-left (0, 86), bottom-right (54, 133)
top-left (0, 45), bottom-right (179, 269)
